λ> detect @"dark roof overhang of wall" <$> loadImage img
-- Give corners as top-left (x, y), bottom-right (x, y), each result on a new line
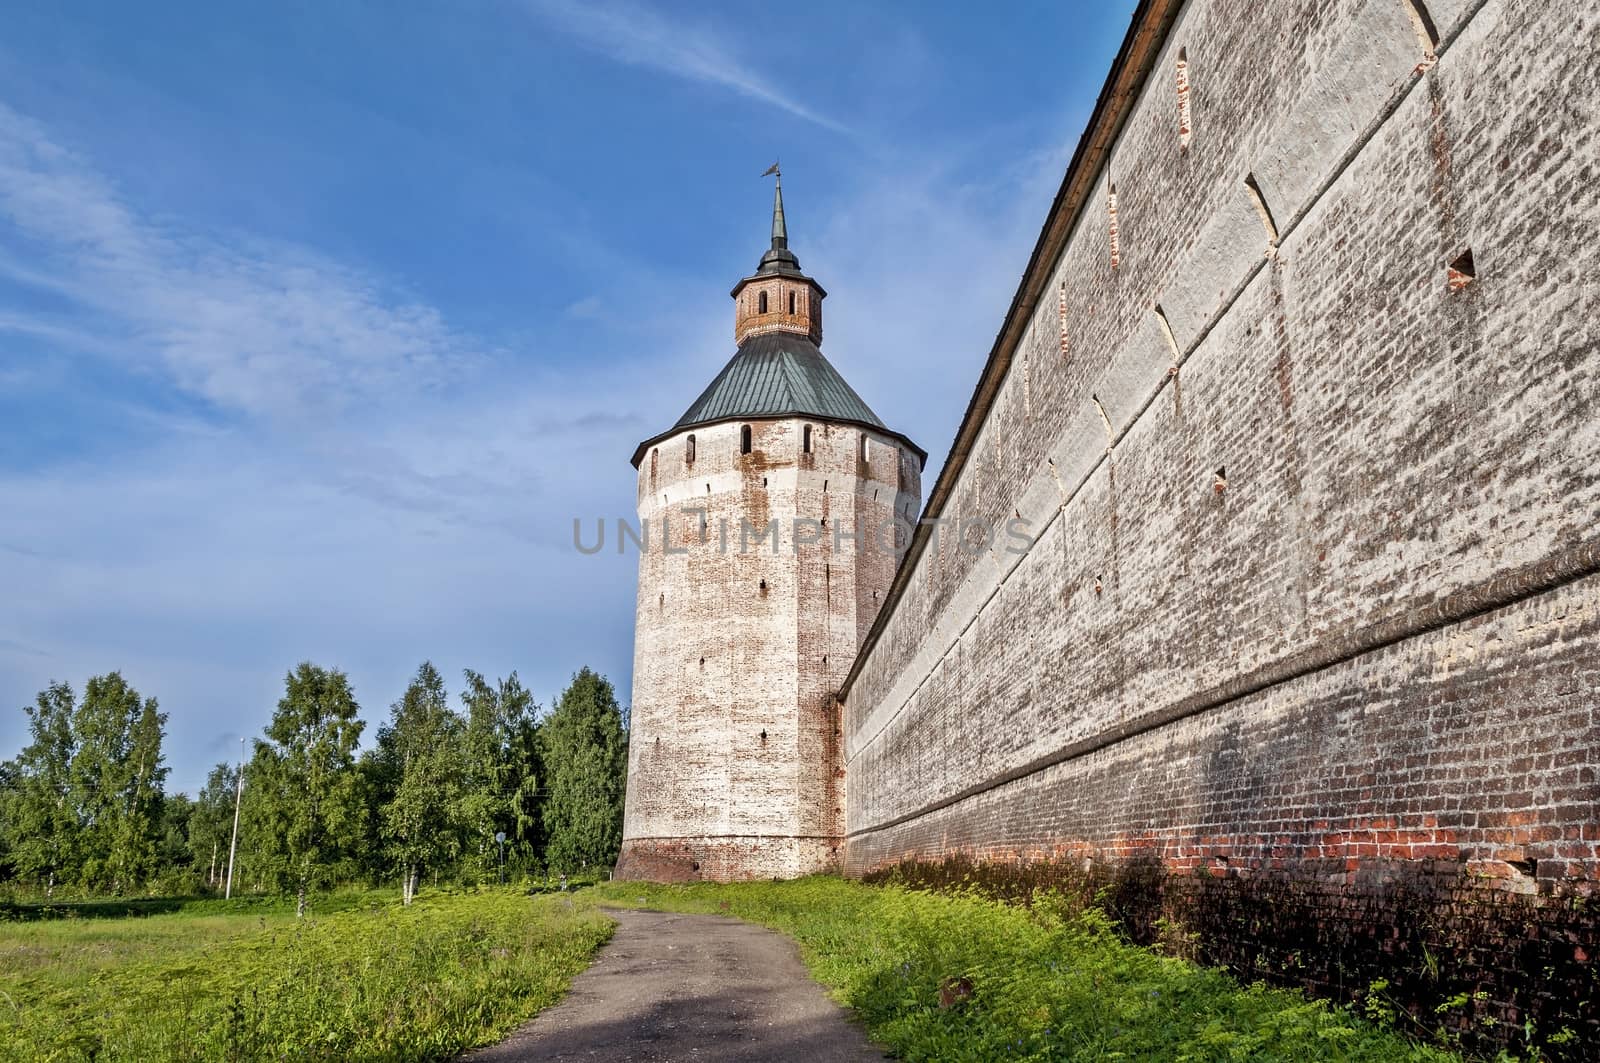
top-left (836, 0), bottom-right (1182, 702)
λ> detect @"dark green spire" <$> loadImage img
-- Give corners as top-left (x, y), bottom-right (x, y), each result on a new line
top-left (771, 170), bottom-right (788, 249)
top-left (757, 165), bottom-right (801, 275)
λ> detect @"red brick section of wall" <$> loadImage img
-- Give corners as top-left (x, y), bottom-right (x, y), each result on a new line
top-left (852, 572), bottom-right (1599, 1056)
top-left (836, 0), bottom-right (1600, 1055)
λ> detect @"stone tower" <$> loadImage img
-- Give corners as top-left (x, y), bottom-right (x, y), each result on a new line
top-left (616, 176), bottom-right (924, 881)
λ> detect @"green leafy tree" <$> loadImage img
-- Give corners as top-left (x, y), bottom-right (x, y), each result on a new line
top-left (376, 662), bottom-right (464, 904)
top-left (251, 662), bottom-right (365, 915)
top-left (355, 747), bottom-right (398, 885)
top-left (234, 757), bottom-right (281, 895)
top-left (119, 693), bottom-right (169, 886)
top-left (457, 670), bottom-right (541, 879)
top-left (67, 674), bottom-right (166, 892)
top-left (158, 792), bottom-right (193, 884)
top-left (68, 674), bottom-right (134, 890)
top-left (0, 758), bottom-right (15, 881)
top-left (540, 668), bottom-right (628, 874)
top-left (5, 682), bottom-right (78, 891)
top-left (187, 762), bottom-right (239, 887)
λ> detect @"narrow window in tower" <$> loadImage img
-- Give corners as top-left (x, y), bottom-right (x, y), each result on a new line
top-left (789, 291), bottom-right (797, 314)
top-left (686, 434), bottom-right (696, 464)
top-left (1022, 345), bottom-right (1032, 416)
top-left (1058, 281), bottom-right (1069, 358)
top-left (1243, 173), bottom-right (1278, 245)
top-left (803, 425), bottom-right (813, 453)
top-left (1176, 48), bottom-right (1192, 149)
top-left (758, 291), bottom-right (768, 313)
top-left (741, 424), bottom-right (752, 454)
top-left (858, 434), bottom-right (869, 462)
top-left (1107, 181), bottom-right (1121, 270)
top-left (1404, 0), bottom-right (1440, 57)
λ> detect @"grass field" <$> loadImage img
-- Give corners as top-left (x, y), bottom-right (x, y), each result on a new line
top-left (586, 877), bottom-right (1459, 1062)
top-left (2, 876), bottom-right (1467, 1061)
top-left (0, 888), bottom-right (612, 1062)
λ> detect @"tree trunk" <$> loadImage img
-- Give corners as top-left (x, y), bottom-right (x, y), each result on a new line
top-left (296, 882), bottom-right (307, 918)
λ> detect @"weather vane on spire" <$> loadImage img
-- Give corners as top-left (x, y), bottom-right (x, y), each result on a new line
top-left (762, 161), bottom-right (788, 251)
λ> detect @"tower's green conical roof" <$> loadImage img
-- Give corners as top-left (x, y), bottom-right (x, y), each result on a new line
top-left (629, 175), bottom-right (923, 468)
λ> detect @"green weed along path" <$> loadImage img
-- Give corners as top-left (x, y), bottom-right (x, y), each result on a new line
top-left (0, 890), bottom-right (612, 1062)
top-left (587, 877), bottom-right (1457, 1063)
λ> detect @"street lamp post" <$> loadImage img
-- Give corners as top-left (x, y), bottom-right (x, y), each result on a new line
top-left (495, 832), bottom-right (507, 885)
top-left (225, 737), bottom-right (244, 900)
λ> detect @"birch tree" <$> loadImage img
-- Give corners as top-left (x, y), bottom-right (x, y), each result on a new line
top-left (5, 682), bottom-right (79, 892)
top-left (256, 662), bottom-right (365, 916)
top-left (376, 662), bottom-right (464, 904)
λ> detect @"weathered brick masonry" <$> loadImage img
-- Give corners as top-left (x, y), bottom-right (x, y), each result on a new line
top-left (617, 179), bottom-right (923, 882)
top-left (837, 0), bottom-right (1599, 1053)
top-left (618, 417), bottom-right (918, 881)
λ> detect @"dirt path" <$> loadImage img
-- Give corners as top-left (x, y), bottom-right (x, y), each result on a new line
top-left (463, 907), bottom-right (886, 1062)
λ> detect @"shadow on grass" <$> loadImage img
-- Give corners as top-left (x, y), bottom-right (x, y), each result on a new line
top-left (0, 896), bottom-right (198, 922)
top-left (0, 889), bottom-right (387, 923)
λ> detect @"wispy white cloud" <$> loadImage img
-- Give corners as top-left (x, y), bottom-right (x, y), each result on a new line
top-left (524, 0), bottom-right (854, 136)
top-left (0, 102), bottom-right (488, 422)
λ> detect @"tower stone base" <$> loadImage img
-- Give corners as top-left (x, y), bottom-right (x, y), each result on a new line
top-left (614, 836), bottom-right (839, 883)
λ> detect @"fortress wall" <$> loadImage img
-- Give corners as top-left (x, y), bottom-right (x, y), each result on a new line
top-left (840, 0), bottom-right (1598, 1046)
top-left (620, 416), bottom-right (917, 880)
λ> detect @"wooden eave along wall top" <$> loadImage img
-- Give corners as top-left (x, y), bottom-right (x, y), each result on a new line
top-left (834, 0), bottom-right (1182, 702)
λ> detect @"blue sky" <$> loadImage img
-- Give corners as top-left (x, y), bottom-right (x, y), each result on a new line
top-left (0, 1), bottom-right (1135, 793)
